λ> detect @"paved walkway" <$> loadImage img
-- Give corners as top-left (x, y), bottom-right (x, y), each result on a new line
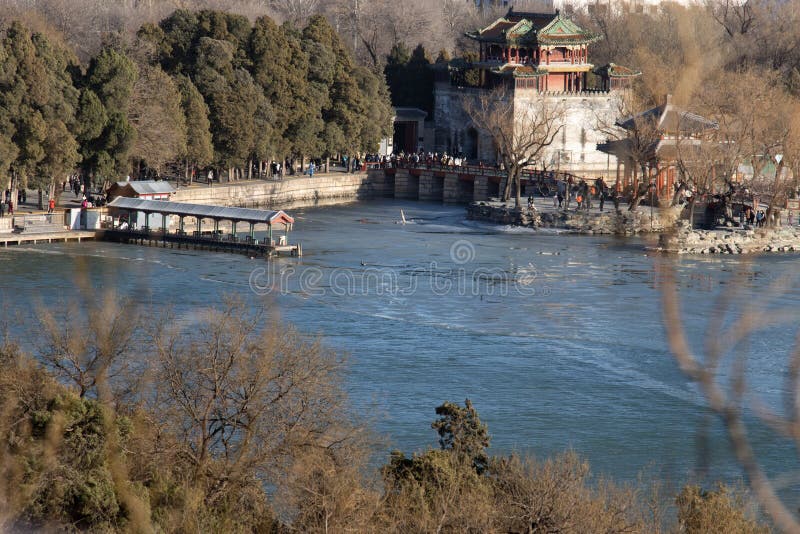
top-left (4, 169), bottom-right (363, 215)
top-left (484, 194), bottom-right (628, 217)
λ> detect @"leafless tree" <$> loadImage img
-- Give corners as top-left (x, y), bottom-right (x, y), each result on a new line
top-left (269, 0), bottom-right (319, 24)
top-left (660, 260), bottom-right (800, 532)
top-left (706, 0), bottom-right (755, 37)
top-left (36, 290), bottom-right (140, 400)
top-left (463, 84), bottom-right (564, 209)
top-left (596, 91), bottom-right (662, 211)
top-left (145, 299), bottom-right (361, 513)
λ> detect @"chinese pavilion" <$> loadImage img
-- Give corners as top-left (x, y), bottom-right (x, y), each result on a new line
top-left (464, 8), bottom-right (637, 93)
top-left (433, 8), bottom-right (640, 176)
top-left (598, 95), bottom-right (719, 198)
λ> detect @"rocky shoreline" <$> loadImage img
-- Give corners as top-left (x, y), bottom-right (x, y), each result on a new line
top-left (466, 201), bottom-right (680, 235)
top-left (466, 201), bottom-right (800, 255)
top-left (657, 223), bottom-right (800, 254)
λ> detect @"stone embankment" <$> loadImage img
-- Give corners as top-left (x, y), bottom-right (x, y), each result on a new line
top-left (466, 202), bottom-right (680, 235)
top-left (171, 173), bottom-right (391, 210)
top-left (658, 222), bottom-right (800, 254)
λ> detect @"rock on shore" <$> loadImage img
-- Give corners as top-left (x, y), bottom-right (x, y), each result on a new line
top-left (466, 202), bottom-right (680, 235)
top-left (658, 222), bottom-right (800, 254)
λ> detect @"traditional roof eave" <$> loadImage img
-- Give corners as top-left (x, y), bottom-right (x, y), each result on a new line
top-left (618, 96), bottom-right (718, 133)
top-left (596, 138), bottom-right (659, 161)
top-left (536, 11), bottom-right (601, 45)
top-left (593, 63), bottom-right (642, 78)
top-left (540, 64), bottom-right (594, 73)
top-left (466, 9), bottom-right (601, 46)
top-left (491, 65), bottom-right (549, 77)
top-left (538, 34), bottom-right (601, 46)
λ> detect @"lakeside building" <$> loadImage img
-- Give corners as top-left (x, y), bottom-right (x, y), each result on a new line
top-left (434, 8), bottom-right (640, 179)
top-left (107, 180), bottom-right (175, 201)
top-left (598, 94), bottom-right (718, 198)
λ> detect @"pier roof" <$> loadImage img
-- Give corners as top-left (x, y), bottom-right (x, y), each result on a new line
top-left (108, 197), bottom-right (295, 226)
top-left (117, 180), bottom-right (176, 195)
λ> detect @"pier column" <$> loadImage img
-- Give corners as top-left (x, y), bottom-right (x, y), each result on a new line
top-left (249, 223), bottom-right (255, 241)
top-left (161, 214), bottom-right (167, 234)
top-left (394, 169), bottom-right (419, 200)
top-left (418, 171), bottom-right (444, 201)
top-left (232, 221), bottom-right (237, 239)
top-left (179, 216), bottom-right (185, 234)
top-left (473, 176), bottom-right (489, 202)
top-left (444, 172), bottom-right (474, 202)
top-left (197, 217), bottom-right (202, 235)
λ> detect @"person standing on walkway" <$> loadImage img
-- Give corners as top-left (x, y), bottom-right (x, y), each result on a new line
top-left (48, 198), bottom-right (55, 214)
top-left (595, 177), bottom-right (605, 211)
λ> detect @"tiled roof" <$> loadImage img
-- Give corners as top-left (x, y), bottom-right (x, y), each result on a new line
top-left (617, 100), bottom-right (718, 133)
top-left (114, 180), bottom-right (176, 195)
top-left (593, 63), bottom-right (642, 78)
top-left (467, 9), bottom-right (599, 45)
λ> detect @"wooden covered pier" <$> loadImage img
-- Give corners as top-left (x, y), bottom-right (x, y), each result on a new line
top-left (106, 197), bottom-right (301, 257)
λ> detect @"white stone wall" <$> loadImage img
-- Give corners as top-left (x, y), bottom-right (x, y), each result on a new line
top-left (171, 174), bottom-right (390, 210)
top-left (515, 90), bottom-right (620, 178)
top-left (434, 82), bottom-right (620, 178)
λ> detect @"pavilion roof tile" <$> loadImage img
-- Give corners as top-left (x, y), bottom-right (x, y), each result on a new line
top-left (467, 8), bottom-right (599, 45)
top-left (593, 63), bottom-right (642, 78)
top-left (113, 180), bottom-right (176, 195)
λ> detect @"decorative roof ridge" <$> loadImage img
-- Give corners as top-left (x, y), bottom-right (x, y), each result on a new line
top-left (593, 63), bottom-right (642, 77)
top-left (506, 18), bottom-right (533, 37)
top-left (477, 17), bottom-right (510, 36)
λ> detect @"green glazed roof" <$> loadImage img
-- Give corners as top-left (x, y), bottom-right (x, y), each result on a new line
top-left (465, 9), bottom-right (600, 46)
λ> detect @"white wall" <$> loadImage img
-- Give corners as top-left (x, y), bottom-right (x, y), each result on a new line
top-left (434, 82), bottom-right (620, 177)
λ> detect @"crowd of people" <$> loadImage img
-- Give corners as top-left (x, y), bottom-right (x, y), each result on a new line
top-left (372, 151), bottom-right (474, 169)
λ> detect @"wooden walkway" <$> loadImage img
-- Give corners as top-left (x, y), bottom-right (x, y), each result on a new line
top-left (101, 229), bottom-right (302, 257)
top-left (0, 230), bottom-right (97, 246)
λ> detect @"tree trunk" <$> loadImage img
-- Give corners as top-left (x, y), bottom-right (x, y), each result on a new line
top-left (628, 164), bottom-right (649, 211)
top-left (765, 159), bottom-right (785, 228)
top-left (502, 163), bottom-right (513, 202)
top-left (38, 189), bottom-right (44, 210)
